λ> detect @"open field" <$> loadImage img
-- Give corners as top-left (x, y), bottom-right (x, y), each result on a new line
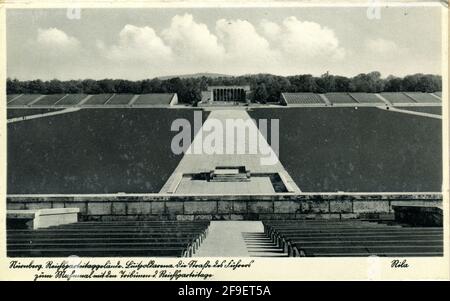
top-left (249, 107), bottom-right (442, 192)
top-left (8, 109), bottom-right (208, 194)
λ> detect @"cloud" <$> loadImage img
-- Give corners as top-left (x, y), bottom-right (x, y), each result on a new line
top-left (36, 15), bottom-right (347, 79)
top-left (104, 24), bottom-right (172, 64)
top-left (261, 17), bottom-right (345, 61)
top-left (36, 28), bottom-right (80, 53)
top-left (215, 18), bottom-right (279, 73)
top-left (37, 28), bottom-right (80, 48)
top-left (364, 38), bottom-right (403, 55)
top-left (162, 14), bottom-right (224, 61)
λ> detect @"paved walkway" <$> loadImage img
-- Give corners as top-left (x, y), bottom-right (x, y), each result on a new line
top-left (376, 106), bottom-right (442, 119)
top-left (7, 107), bottom-right (82, 124)
top-left (194, 221), bottom-right (263, 257)
top-left (194, 221), bottom-right (288, 257)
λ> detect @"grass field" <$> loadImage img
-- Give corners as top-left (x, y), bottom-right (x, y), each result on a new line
top-left (249, 107), bottom-right (442, 192)
top-left (8, 109), bottom-right (208, 194)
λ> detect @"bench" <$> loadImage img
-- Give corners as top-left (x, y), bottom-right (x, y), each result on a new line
top-left (7, 220), bottom-right (210, 257)
top-left (263, 220), bottom-right (443, 257)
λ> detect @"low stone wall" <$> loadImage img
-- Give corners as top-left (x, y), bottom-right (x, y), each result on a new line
top-left (6, 193), bottom-right (442, 221)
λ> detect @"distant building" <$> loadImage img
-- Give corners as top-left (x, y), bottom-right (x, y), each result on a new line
top-left (201, 85), bottom-right (251, 104)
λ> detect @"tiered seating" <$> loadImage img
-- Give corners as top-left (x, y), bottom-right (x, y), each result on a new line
top-left (31, 94), bottom-right (66, 106)
top-left (380, 92), bottom-right (416, 104)
top-left (54, 94), bottom-right (88, 106)
top-left (404, 92), bottom-right (440, 103)
top-left (263, 220), bottom-right (443, 257)
top-left (349, 93), bottom-right (384, 104)
top-left (282, 93), bottom-right (325, 105)
top-left (325, 93), bottom-right (357, 104)
top-left (83, 94), bottom-right (114, 105)
top-left (8, 94), bottom-right (42, 106)
top-left (7, 220), bottom-right (210, 257)
top-left (105, 94), bottom-right (134, 105)
top-left (7, 94), bottom-right (19, 103)
top-left (133, 93), bottom-right (176, 106)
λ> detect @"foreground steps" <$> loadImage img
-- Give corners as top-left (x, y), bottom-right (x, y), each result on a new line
top-left (242, 232), bottom-right (288, 257)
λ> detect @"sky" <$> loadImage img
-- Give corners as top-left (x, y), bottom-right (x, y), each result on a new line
top-left (6, 6), bottom-right (443, 80)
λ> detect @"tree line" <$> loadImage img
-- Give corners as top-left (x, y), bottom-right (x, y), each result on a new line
top-left (7, 72), bottom-right (441, 104)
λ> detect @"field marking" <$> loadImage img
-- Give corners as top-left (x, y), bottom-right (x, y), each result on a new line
top-left (376, 106), bottom-right (442, 120)
top-left (7, 107), bottom-right (82, 124)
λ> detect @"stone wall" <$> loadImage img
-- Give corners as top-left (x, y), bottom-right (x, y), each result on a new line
top-left (6, 194), bottom-right (442, 221)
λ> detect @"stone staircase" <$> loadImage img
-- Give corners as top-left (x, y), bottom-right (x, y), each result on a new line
top-left (242, 232), bottom-right (288, 257)
top-left (209, 167), bottom-right (250, 182)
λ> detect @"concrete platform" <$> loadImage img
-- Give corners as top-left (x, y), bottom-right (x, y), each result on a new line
top-left (7, 208), bottom-right (80, 230)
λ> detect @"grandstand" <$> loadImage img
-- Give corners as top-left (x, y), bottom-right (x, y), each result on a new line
top-left (105, 94), bottom-right (135, 105)
top-left (8, 94), bottom-right (42, 106)
top-left (7, 94), bottom-right (20, 103)
top-left (380, 92), bottom-right (416, 105)
top-left (55, 94), bottom-right (88, 106)
top-left (132, 93), bottom-right (178, 106)
top-left (404, 92), bottom-right (441, 103)
top-left (263, 219), bottom-right (443, 257)
top-left (281, 93), bottom-right (326, 105)
top-left (6, 93), bottom-right (178, 109)
top-left (280, 92), bottom-right (441, 107)
top-left (325, 92), bottom-right (357, 104)
top-left (7, 220), bottom-right (210, 257)
top-left (348, 92), bottom-right (384, 104)
top-left (31, 94), bottom-right (66, 106)
top-left (83, 93), bottom-right (114, 105)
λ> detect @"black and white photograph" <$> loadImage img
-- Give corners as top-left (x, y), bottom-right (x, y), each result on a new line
top-left (0, 0), bottom-right (448, 281)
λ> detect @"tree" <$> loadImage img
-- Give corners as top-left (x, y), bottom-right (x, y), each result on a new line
top-left (253, 83), bottom-right (269, 103)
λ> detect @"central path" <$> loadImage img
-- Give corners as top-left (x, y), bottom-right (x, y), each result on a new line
top-left (194, 221), bottom-right (287, 257)
top-left (160, 109), bottom-right (301, 194)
